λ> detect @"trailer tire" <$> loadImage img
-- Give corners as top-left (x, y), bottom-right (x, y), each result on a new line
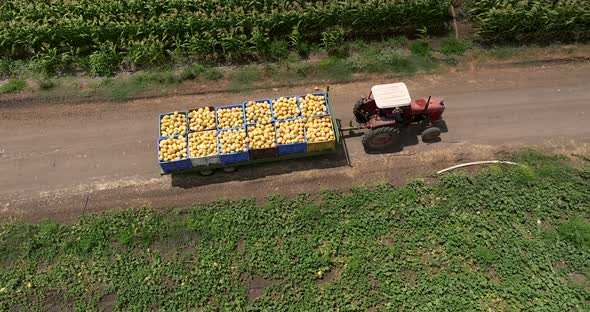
top-left (223, 167), bottom-right (236, 173)
top-left (199, 169), bottom-right (214, 176)
top-left (421, 127), bottom-right (441, 142)
top-left (362, 127), bottom-right (400, 151)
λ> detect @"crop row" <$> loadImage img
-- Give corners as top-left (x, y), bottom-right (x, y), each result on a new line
top-left (0, 0), bottom-right (451, 69)
top-left (469, 0), bottom-right (590, 43)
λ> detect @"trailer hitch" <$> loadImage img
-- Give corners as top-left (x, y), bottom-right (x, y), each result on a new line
top-left (339, 120), bottom-right (368, 132)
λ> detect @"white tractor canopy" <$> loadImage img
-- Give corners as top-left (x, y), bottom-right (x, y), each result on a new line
top-left (371, 82), bottom-right (412, 109)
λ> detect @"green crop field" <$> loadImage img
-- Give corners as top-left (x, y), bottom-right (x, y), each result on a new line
top-left (469, 0), bottom-right (590, 43)
top-left (0, 0), bottom-right (451, 75)
top-left (1, 0), bottom-right (589, 78)
top-left (1, 151), bottom-right (589, 310)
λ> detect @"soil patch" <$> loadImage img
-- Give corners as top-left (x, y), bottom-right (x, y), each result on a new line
top-left (401, 270), bottom-right (417, 287)
top-left (240, 273), bottom-right (280, 302)
top-left (487, 268), bottom-right (501, 284)
top-left (315, 268), bottom-right (341, 285)
top-left (43, 289), bottom-right (73, 311)
top-left (561, 273), bottom-right (589, 290)
top-left (97, 293), bottom-right (116, 312)
top-left (236, 240), bottom-right (246, 255)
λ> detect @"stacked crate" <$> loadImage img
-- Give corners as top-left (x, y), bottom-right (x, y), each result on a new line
top-left (215, 104), bottom-right (249, 164)
top-left (244, 99), bottom-right (277, 160)
top-left (299, 93), bottom-right (336, 152)
top-left (158, 111), bottom-right (191, 173)
top-left (272, 96), bottom-right (307, 155)
top-left (187, 106), bottom-right (220, 167)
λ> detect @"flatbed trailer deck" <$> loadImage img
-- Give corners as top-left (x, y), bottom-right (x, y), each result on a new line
top-left (160, 93), bottom-right (341, 176)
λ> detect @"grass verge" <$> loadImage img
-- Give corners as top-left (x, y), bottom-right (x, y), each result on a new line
top-left (3, 39), bottom-right (590, 102)
top-left (0, 79), bottom-right (26, 94)
top-left (1, 151), bottom-right (589, 310)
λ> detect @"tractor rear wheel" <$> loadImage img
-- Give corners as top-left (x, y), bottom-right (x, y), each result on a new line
top-left (421, 127), bottom-right (441, 142)
top-left (362, 127), bottom-right (400, 151)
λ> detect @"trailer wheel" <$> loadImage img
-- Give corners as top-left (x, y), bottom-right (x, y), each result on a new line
top-left (421, 127), bottom-right (441, 142)
top-left (199, 169), bottom-right (214, 176)
top-left (223, 167), bottom-right (236, 173)
top-left (362, 127), bottom-right (400, 151)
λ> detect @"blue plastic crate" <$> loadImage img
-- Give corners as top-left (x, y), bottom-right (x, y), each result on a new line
top-left (298, 92), bottom-right (331, 118)
top-left (270, 95), bottom-right (301, 121)
top-left (277, 141), bottom-right (306, 155)
top-left (275, 118), bottom-right (307, 155)
top-left (217, 128), bottom-right (251, 164)
top-left (157, 136), bottom-right (192, 173)
top-left (243, 98), bottom-right (274, 125)
top-left (215, 104), bottom-right (247, 130)
top-left (158, 111), bottom-right (188, 138)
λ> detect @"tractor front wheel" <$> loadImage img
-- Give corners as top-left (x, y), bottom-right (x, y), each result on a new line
top-left (362, 127), bottom-right (400, 151)
top-left (421, 127), bottom-right (441, 142)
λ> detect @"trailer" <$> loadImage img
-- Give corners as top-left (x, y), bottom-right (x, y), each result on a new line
top-left (158, 90), bottom-right (342, 176)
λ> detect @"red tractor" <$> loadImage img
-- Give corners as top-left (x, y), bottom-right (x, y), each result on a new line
top-left (349, 82), bottom-right (446, 152)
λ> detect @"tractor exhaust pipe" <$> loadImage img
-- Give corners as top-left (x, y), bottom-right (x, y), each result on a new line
top-left (423, 96), bottom-right (431, 112)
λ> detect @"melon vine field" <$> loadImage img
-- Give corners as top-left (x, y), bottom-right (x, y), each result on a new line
top-left (1, 152), bottom-right (589, 310)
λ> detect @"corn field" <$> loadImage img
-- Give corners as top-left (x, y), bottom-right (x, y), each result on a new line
top-left (0, 0), bottom-right (451, 73)
top-left (469, 0), bottom-right (590, 43)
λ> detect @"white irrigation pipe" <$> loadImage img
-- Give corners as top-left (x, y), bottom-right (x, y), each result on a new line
top-left (436, 160), bottom-right (519, 175)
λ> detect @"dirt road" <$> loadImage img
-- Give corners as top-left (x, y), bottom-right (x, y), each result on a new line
top-left (2, 62), bottom-right (590, 222)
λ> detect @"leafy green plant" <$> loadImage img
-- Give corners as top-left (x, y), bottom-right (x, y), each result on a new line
top-left (0, 79), bottom-right (26, 94)
top-left (179, 64), bottom-right (206, 81)
top-left (268, 40), bottom-right (290, 62)
top-left (0, 59), bottom-right (19, 78)
top-left (125, 38), bottom-right (167, 68)
top-left (558, 218), bottom-right (590, 249)
top-left (203, 67), bottom-right (223, 81)
top-left (410, 41), bottom-right (432, 57)
top-left (29, 48), bottom-right (62, 75)
top-left (321, 27), bottom-right (348, 57)
top-left (89, 42), bottom-right (120, 76)
top-left (378, 49), bottom-right (417, 74)
top-left (38, 79), bottom-right (57, 90)
top-left (386, 36), bottom-right (409, 49)
top-left (444, 55), bottom-right (459, 65)
top-left (440, 38), bottom-right (468, 56)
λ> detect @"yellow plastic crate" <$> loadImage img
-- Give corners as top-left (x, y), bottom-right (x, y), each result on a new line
top-left (307, 139), bottom-right (336, 153)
